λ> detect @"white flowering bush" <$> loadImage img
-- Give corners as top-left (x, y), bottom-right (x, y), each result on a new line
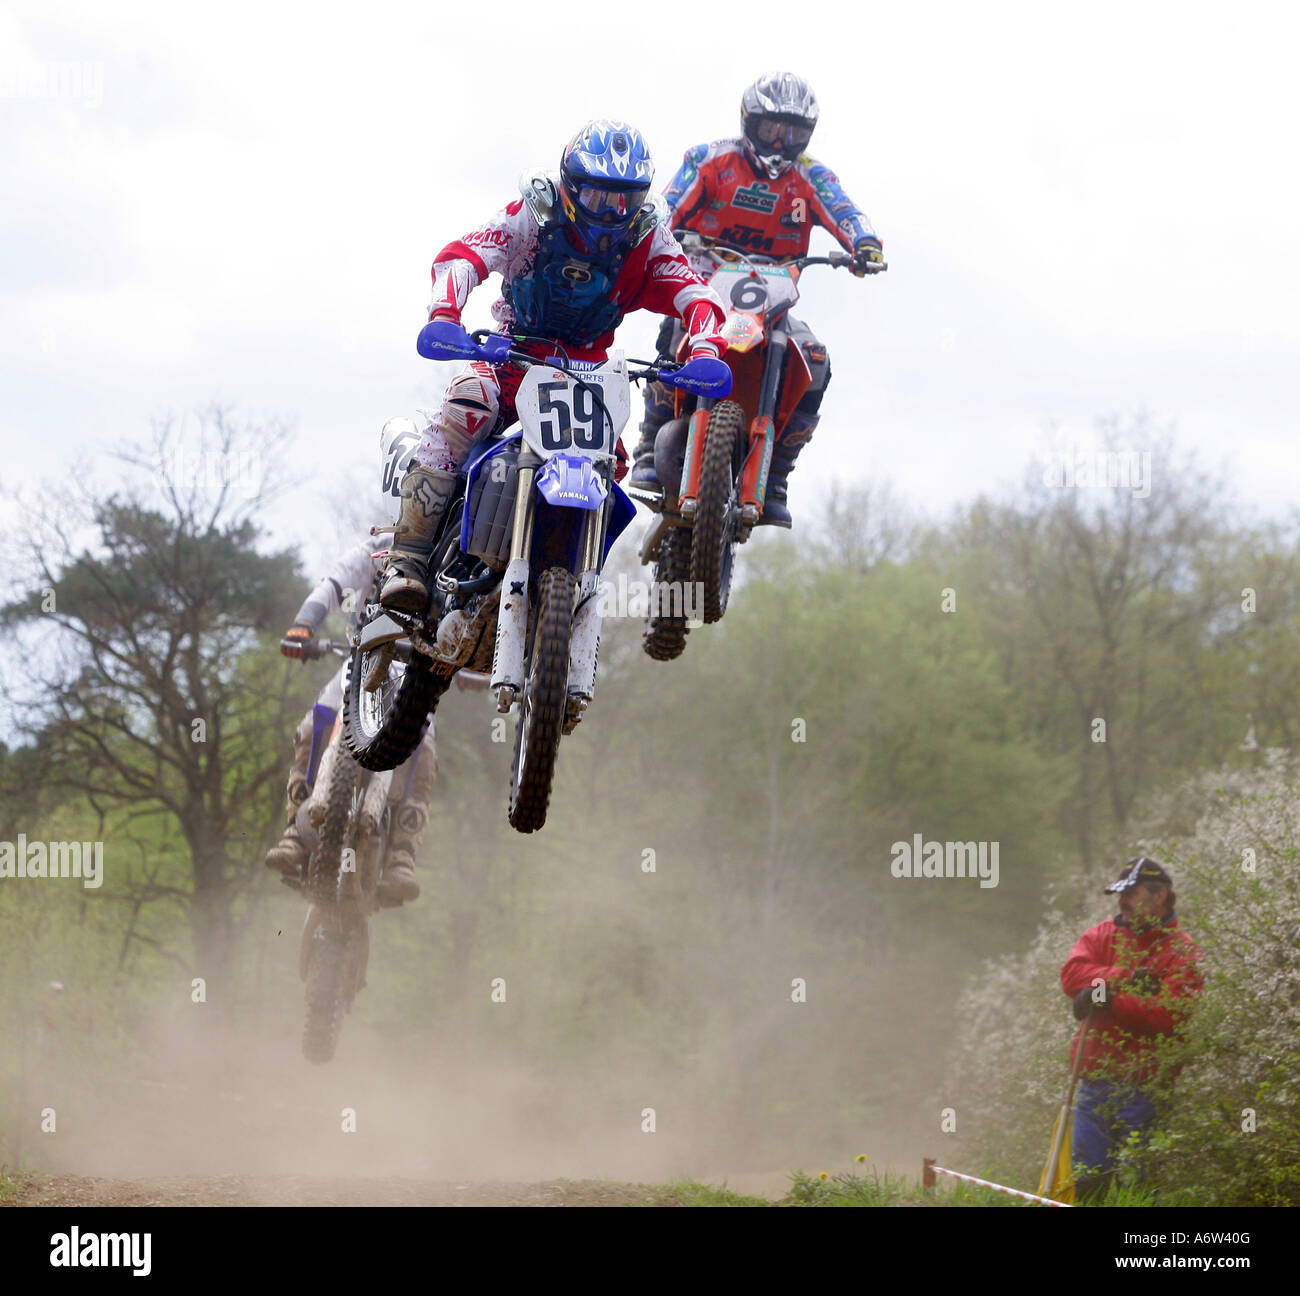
top-left (945, 751), bottom-right (1300, 1206)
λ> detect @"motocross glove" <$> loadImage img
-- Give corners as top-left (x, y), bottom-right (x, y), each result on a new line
top-left (1126, 968), bottom-right (1161, 995)
top-left (1072, 984), bottom-right (1111, 1020)
top-left (280, 623), bottom-right (314, 659)
top-left (852, 237), bottom-right (885, 276)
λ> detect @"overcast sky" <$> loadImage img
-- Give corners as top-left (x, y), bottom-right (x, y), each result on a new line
top-left (3, 0), bottom-right (1298, 576)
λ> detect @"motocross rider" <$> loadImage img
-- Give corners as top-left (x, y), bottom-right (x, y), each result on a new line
top-left (378, 119), bottom-right (728, 613)
top-left (265, 510), bottom-right (436, 906)
top-left (629, 72), bottom-right (885, 527)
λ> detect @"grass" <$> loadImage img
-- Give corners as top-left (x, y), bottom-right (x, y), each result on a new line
top-left (652, 1160), bottom-right (1207, 1207)
top-left (651, 1180), bottom-right (772, 1208)
top-left (0, 1163), bottom-right (1201, 1208)
top-left (0, 1165), bottom-right (26, 1204)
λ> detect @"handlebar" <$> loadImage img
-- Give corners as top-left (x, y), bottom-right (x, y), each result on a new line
top-left (300, 638), bottom-right (348, 661)
top-left (676, 232), bottom-right (886, 276)
top-left (416, 321), bottom-right (732, 397)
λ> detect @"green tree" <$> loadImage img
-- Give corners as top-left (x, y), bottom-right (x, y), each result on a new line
top-left (1, 411), bottom-right (308, 1011)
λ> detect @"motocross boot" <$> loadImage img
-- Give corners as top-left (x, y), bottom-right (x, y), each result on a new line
top-left (265, 721), bottom-right (313, 881)
top-left (629, 382), bottom-right (673, 491)
top-left (379, 465), bottom-right (457, 614)
top-left (377, 734), bottom-right (436, 905)
top-left (759, 412), bottom-right (818, 528)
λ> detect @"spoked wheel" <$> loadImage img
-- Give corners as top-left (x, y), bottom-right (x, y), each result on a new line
top-left (302, 744), bottom-right (362, 1064)
top-left (508, 566), bottom-right (575, 834)
top-left (343, 636), bottom-right (445, 772)
top-left (302, 925), bottom-right (364, 1064)
top-left (643, 524), bottom-right (693, 661)
top-left (307, 741), bottom-right (358, 907)
top-left (690, 400), bottom-right (745, 624)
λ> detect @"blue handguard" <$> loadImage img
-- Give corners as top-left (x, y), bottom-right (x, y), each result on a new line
top-left (660, 355), bottom-right (733, 398)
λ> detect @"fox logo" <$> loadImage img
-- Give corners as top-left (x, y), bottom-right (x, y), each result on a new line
top-left (412, 476), bottom-right (450, 517)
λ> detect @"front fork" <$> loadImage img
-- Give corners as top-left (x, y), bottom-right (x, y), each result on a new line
top-left (490, 452), bottom-right (539, 712)
top-left (490, 450), bottom-right (610, 724)
top-left (565, 493), bottom-right (609, 732)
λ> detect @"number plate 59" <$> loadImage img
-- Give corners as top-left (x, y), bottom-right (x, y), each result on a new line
top-left (516, 357), bottom-right (631, 459)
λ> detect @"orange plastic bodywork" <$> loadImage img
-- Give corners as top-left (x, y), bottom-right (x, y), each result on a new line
top-left (674, 319), bottom-right (807, 436)
top-left (673, 285), bottom-right (808, 511)
top-left (773, 337), bottom-right (811, 437)
top-left (673, 326), bottom-right (764, 422)
top-left (720, 312), bottom-right (764, 353)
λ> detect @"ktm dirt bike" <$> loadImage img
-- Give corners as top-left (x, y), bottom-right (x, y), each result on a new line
top-left (285, 640), bottom-right (400, 1064)
top-left (628, 236), bottom-right (880, 658)
top-left (342, 321), bottom-right (730, 833)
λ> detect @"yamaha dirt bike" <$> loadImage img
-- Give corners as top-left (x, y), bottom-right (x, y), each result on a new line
top-left (628, 235), bottom-right (882, 658)
top-left (286, 640), bottom-right (399, 1064)
top-left (342, 321), bottom-right (730, 833)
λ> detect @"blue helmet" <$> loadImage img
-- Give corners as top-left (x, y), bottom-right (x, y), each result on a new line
top-left (559, 120), bottom-right (655, 254)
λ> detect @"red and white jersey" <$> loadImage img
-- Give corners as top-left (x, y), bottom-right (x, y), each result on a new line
top-left (662, 138), bottom-right (879, 268)
top-left (428, 193), bottom-right (726, 360)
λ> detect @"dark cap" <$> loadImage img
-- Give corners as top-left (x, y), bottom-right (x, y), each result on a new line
top-left (1104, 856), bottom-right (1173, 894)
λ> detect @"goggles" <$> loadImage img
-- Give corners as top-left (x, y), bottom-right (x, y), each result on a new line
top-left (573, 183), bottom-right (649, 225)
top-left (751, 117), bottom-right (814, 153)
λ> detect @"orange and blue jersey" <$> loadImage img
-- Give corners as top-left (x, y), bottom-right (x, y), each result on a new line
top-left (662, 138), bottom-right (879, 262)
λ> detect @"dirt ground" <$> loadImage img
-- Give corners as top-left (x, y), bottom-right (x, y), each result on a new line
top-left (2, 1172), bottom-right (786, 1208)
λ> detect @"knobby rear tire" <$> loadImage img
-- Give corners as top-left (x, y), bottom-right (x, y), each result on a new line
top-left (302, 744), bottom-right (360, 1064)
top-left (343, 643), bottom-right (446, 772)
top-left (303, 928), bottom-right (360, 1065)
top-left (643, 525), bottom-right (692, 661)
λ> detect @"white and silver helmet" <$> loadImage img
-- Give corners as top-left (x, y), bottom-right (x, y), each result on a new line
top-left (740, 71), bottom-right (819, 178)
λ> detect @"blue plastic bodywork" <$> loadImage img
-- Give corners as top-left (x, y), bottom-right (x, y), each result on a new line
top-left (306, 703), bottom-right (338, 790)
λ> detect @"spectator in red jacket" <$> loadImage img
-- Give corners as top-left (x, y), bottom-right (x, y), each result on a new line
top-left (1060, 857), bottom-right (1202, 1200)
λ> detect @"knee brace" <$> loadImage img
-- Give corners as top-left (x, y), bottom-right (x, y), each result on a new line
top-left (286, 769), bottom-right (311, 818)
top-left (435, 369), bottom-right (501, 467)
top-left (392, 800), bottom-right (429, 843)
